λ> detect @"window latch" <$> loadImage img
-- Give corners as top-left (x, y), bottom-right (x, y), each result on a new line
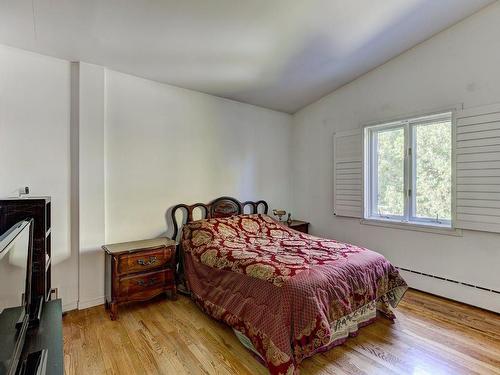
top-left (408, 188), bottom-right (412, 197)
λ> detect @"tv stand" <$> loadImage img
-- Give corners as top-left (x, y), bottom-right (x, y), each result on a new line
top-left (15, 297), bottom-right (43, 330)
top-left (0, 300), bottom-right (62, 375)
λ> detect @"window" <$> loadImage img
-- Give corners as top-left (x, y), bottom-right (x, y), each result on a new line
top-left (364, 112), bottom-right (452, 227)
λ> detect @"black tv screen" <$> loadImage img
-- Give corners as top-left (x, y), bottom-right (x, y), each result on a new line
top-left (0, 220), bottom-right (32, 314)
top-left (0, 219), bottom-right (34, 375)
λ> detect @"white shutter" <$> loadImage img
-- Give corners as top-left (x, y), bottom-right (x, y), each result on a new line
top-left (333, 128), bottom-right (363, 218)
top-left (455, 103), bottom-right (500, 233)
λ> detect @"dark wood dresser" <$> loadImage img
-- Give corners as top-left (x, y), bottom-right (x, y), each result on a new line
top-left (103, 238), bottom-right (177, 320)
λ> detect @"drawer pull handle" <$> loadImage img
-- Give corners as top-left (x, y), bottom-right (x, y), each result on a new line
top-left (136, 278), bottom-right (158, 287)
top-left (137, 256), bottom-right (158, 266)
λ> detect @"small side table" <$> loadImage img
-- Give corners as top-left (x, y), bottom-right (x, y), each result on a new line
top-left (103, 237), bottom-right (177, 320)
top-left (282, 220), bottom-right (309, 234)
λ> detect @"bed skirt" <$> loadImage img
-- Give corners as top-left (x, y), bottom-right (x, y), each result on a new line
top-left (233, 286), bottom-right (407, 367)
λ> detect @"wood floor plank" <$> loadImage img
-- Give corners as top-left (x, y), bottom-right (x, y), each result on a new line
top-left (63, 289), bottom-right (500, 374)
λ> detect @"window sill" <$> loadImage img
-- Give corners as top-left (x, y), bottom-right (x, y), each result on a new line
top-left (360, 218), bottom-right (463, 236)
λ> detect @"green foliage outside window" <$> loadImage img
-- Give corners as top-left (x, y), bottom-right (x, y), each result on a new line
top-left (375, 120), bottom-right (451, 220)
top-left (377, 128), bottom-right (405, 216)
top-left (415, 121), bottom-right (451, 220)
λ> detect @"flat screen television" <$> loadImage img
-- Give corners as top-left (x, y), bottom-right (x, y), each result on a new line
top-left (0, 219), bottom-right (34, 375)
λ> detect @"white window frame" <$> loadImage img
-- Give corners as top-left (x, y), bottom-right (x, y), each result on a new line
top-left (363, 112), bottom-right (454, 229)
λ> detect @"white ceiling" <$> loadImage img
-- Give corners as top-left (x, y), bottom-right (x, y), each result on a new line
top-left (0, 0), bottom-right (495, 113)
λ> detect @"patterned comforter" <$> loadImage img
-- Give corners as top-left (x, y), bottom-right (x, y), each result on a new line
top-left (181, 214), bottom-right (407, 374)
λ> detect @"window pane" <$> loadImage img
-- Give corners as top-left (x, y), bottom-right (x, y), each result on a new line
top-left (375, 127), bottom-right (405, 216)
top-left (414, 119), bottom-right (451, 220)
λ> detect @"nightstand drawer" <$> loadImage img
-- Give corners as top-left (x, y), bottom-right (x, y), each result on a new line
top-left (103, 237), bottom-right (177, 320)
top-left (281, 220), bottom-right (309, 234)
top-left (291, 223), bottom-right (308, 234)
top-left (119, 269), bottom-right (174, 298)
top-left (118, 246), bottom-right (174, 274)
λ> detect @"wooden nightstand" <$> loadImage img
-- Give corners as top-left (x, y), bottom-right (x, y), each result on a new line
top-left (103, 237), bottom-right (177, 320)
top-left (282, 220), bottom-right (309, 234)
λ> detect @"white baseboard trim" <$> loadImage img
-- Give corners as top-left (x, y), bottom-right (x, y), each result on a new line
top-left (77, 296), bottom-right (105, 310)
top-left (62, 300), bottom-right (78, 313)
top-left (399, 269), bottom-right (500, 313)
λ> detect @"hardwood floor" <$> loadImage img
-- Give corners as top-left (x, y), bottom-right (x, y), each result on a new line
top-left (63, 289), bottom-right (500, 375)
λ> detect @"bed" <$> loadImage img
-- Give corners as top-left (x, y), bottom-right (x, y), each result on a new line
top-left (172, 197), bottom-right (407, 375)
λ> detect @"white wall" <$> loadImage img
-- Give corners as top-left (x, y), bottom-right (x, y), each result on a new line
top-left (75, 69), bottom-right (292, 307)
top-left (105, 70), bottom-right (292, 243)
top-left (0, 45), bottom-right (78, 310)
top-left (0, 47), bottom-right (293, 310)
top-left (78, 63), bottom-right (106, 309)
top-left (78, 68), bottom-right (291, 308)
top-left (291, 2), bottom-right (500, 310)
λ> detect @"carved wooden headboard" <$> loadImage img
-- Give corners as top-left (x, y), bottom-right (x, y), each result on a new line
top-left (170, 196), bottom-right (268, 241)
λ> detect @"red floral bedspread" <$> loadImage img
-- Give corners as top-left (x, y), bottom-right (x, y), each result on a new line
top-left (182, 214), bottom-right (407, 374)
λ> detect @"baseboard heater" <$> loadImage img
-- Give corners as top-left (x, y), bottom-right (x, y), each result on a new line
top-left (396, 267), bottom-right (500, 295)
